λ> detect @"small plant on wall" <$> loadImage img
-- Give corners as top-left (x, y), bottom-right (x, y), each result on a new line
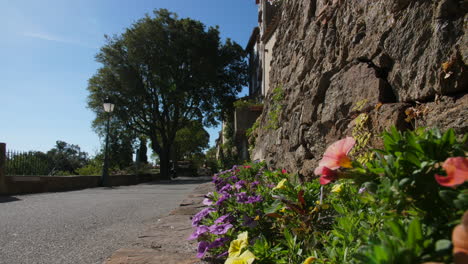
top-left (266, 85), bottom-right (284, 130)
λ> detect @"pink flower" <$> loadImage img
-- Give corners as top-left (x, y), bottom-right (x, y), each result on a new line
top-left (316, 166), bottom-right (338, 185)
top-left (314, 137), bottom-right (355, 185)
top-left (435, 157), bottom-right (468, 188)
top-left (243, 165), bottom-right (252, 169)
top-left (281, 169), bottom-right (287, 174)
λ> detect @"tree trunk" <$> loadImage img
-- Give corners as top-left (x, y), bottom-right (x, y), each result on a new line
top-left (159, 147), bottom-right (171, 180)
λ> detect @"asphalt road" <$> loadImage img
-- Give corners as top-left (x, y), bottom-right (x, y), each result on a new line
top-left (0, 178), bottom-right (209, 264)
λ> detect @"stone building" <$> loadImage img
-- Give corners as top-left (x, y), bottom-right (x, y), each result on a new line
top-left (216, 0), bottom-right (282, 163)
top-left (249, 0), bottom-right (467, 177)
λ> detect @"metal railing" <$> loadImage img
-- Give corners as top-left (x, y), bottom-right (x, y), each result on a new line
top-left (5, 150), bottom-right (54, 176)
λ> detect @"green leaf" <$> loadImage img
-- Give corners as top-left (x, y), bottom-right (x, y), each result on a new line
top-left (387, 221), bottom-right (405, 240)
top-left (406, 219), bottom-right (422, 250)
top-left (435, 239), bottom-right (451, 252)
top-left (264, 199), bottom-right (282, 214)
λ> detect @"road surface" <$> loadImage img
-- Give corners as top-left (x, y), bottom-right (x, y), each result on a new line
top-left (0, 178), bottom-right (209, 264)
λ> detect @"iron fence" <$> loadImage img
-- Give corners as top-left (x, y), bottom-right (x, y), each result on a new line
top-left (6, 150), bottom-right (54, 176)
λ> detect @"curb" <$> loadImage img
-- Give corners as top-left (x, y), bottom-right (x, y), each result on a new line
top-left (103, 181), bottom-right (213, 264)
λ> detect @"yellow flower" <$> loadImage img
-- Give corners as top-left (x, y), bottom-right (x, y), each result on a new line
top-left (303, 256), bottom-right (317, 264)
top-left (228, 232), bottom-right (249, 257)
top-left (280, 207), bottom-right (287, 213)
top-left (331, 183), bottom-right (343, 193)
top-left (321, 204), bottom-right (330, 210)
top-left (254, 215), bottom-right (260, 221)
top-left (225, 250), bottom-right (256, 264)
top-left (273, 179), bottom-right (287, 190)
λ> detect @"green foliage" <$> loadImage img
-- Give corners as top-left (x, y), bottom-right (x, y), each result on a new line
top-left (47, 141), bottom-right (89, 175)
top-left (266, 85), bottom-right (284, 130)
top-left (246, 117), bottom-right (261, 158)
top-left (76, 158), bottom-right (102, 176)
top-left (6, 151), bottom-right (53, 176)
top-left (173, 120), bottom-right (209, 160)
top-left (204, 146), bottom-right (219, 173)
top-left (355, 219), bottom-right (430, 264)
top-left (192, 127), bottom-right (467, 263)
top-left (233, 99), bottom-right (263, 110)
top-left (350, 113), bottom-right (373, 163)
top-left (218, 121), bottom-right (240, 169)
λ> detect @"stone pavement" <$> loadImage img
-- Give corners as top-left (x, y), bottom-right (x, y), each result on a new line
top-left (104, 181), bottom-right (213, 264)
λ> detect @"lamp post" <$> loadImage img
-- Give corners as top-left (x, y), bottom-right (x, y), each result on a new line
top-left (102, 98), bottom-right (115, 187)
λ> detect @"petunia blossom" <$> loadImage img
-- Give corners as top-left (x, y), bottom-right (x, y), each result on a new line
top-left (208, 237), bottom-right (230, 249)
top-left (236, 192), bottom-right (249, 203)
top-left (209, 223), bottom-right (233, 235)
top-left (220, 184), bottom-right (233, 193)
top-left (225, 250), bottom-right (256, 264)
top-left (435, 157), bottom-right (468, 187)
top-left (331, 183), bottom-right (343, 193)
top-left (214, 214), bottom-right (232, 224)
top-left (245, 195), bottom-right (262, 204)
top-left (215, 194), bottom-right (231, 206)
top-left (196, 241), bottom-right (210, 258)
top-left (188, 225), bottom-right (210, 240)
top-left (273, 179), bottom-right (287, 190)
top-left (315, 137), bottom-right (355, 175)
top-left (228, 231), bottom-right (249, 258)
top-left (192, 208), bottom-right (216, 227)
top-left (315, 166), bottom-right (338, 185)
top-left (202, 198), bottom-right (213, 206)
top-left (234, 180), bottom-right (246, 190)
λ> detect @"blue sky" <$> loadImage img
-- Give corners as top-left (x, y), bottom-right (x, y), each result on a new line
top-left (0, 0), bottom-right (257, 155)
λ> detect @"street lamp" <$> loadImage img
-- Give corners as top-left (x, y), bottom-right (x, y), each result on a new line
top-left (102, 97), bottom-right (115, 187)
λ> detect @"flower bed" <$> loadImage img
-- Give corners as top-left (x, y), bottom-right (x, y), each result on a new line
top-left (190, 127), bottom-right (467, 263)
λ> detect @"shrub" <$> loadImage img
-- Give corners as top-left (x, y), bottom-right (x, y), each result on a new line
top-left (191, 127), bottom-right (467, 263)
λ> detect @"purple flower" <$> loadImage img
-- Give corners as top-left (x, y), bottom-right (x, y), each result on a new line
top-left (242, 215), bottom-right (258, 228)
top-left (214, 214), bottom-right (231, 224)
top-left (209, 223), bottom-right (233, 235)
top-left (202, 198), bottom-right (213, 206)
top-left (251, 181), bottom-right (260, 188)
top-left (197, 241), bottom-right (210, 258)
top-left (245, 195), bottom-right (262, 204)
top-left (234, 180), bottom-right (246, 190)
top-left (215, 194), bottom-right (231, 206)
top-left (220, 184), bottom-right (232, 193)
top-left (188, 225), bottom-right (209, 240)
top-left (267, 183), bottom-right (276, 188)
top-left (236, 192), bottom-right (249, 203)
top-left (209, 237), bottom-right (230, 249)
top-left (192, 208), bottom-right (216, 227)
top-left (358, 187), bottom-right (366, 194)
top-left (229, 175), bottom-right (239, 182)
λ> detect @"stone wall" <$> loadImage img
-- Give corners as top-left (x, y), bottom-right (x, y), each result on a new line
top-left (252, 0), bottom-right (467, 178)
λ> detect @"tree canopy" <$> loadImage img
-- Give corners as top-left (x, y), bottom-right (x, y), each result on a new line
top-left (173, 120), bottom-right (209, 161)
top-left (87, 9), bottom-right (247, 177)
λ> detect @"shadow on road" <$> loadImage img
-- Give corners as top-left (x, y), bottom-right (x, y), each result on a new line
top-left (143, 176), bottom-right (212, 186)
top-left (0, 196), bottom-right (21, 203)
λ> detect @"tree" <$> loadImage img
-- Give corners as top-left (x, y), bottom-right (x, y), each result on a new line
top-left (173, 120), bottom-right (209, 161)
top-left (91, 118), bottom-right (136, 170)
top-left (136, 137), bottom-right (148, 164)
top-left (87, 9), bottom-right (247, 178)
top-left (47, 141), bottom-right (88, 174)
